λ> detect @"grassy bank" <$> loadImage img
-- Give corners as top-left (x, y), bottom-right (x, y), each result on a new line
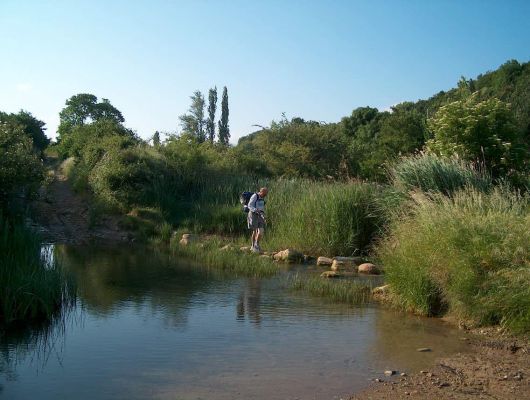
top-left (376, 188), bottom-right (530, 333)
top-left (168, 236), bottom-right (280, 277)
top-left (0, 217), bottom-right (75, 326)
top-left (288, 273), bottom-right (372, 305)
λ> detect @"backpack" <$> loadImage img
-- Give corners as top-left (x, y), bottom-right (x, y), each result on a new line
top-left (240, 191), bottom-right (257, 213)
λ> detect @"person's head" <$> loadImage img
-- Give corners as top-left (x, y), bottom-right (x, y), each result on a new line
top-left (258, 187), bottom-right (268, 197)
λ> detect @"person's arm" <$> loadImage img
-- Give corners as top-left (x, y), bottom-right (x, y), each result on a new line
top-left (248, 193), bottom-right (258, 213)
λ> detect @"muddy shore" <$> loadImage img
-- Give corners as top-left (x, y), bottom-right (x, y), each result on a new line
top-left (350, 328), bottom-right (529, 400)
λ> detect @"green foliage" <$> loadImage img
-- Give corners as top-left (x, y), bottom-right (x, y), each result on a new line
top-left (427, 94), bottom-right (527, 177)
top-left (377, 188), bottom-right (530, 333)
top-left (179, 91), bottom-right (206, 142)
top-left (0, 217), bottom-right (75, 325)
top-left (218, 86), bottom-right (230, 145)
top-left (0, 120), bottom-right (44, 210)
top-left (0, 110), bottom-right (49, 152)
top-left (266, 181), bottom-right (389, 256)
top-left (169, 237), bottom-right (279, 277)
top-left (207, 87), bottom-right (217, 143)
top-left (289, 274), bottom-right (372, 305)
top-left (58, 93), bottom-right (124, 140)
top-left (391, 153), bottom-right (493, 195)
top-left (236, 119), bottom-right (349, 178)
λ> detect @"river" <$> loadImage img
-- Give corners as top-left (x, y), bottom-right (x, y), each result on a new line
top-left (0, 245), bottom-right (469, 399)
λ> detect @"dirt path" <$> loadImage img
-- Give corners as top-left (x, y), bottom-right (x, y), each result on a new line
top-left (30, 158), bottom-right (131, 244)
top-left (350, 329), bottom-right (529, 400)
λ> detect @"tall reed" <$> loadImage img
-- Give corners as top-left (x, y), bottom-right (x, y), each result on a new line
top-left (390, 153), bottom-right (493, 195)
top-left (0, 217), bottom-right (75, 325)
top-left (376, 187), bottom-right (530, 333)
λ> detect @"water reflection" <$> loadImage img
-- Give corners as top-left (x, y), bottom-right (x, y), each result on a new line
top-left (237, 279), bottom-right (262, 324)
top-left (1, 245), bottom-right (472, 400)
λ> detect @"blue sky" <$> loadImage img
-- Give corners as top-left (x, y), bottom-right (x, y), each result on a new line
top-left (1, 0), bottom-right (529, 143)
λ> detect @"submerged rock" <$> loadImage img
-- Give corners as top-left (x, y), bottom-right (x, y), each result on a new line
top-left (179, 233), bottom-right (198, 246)
top-left (317, 256), bottom-right (333, 266)
top-left (273, 249), bottom-right (304, 263)
top-left (358, 262), bottom-right (379, 274)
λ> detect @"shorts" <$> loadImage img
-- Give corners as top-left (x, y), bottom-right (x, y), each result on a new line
top-left (247, 212), bottom-right (265, 230)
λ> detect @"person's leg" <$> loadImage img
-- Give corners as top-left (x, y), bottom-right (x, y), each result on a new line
top-left (251, 230), bottom-right (256, 248)
top-left (255, 227), bottom-right (264, 251)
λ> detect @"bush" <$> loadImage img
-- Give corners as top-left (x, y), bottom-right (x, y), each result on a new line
top-left (390, 153), bottom-right (492, 195)
top-left (377, 188), bottom-right (530, 333)
top-left (0, 120), bottom-right (44, 212)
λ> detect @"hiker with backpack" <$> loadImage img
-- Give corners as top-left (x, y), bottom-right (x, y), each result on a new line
top-left (241, 187), bottom-right (268, 253)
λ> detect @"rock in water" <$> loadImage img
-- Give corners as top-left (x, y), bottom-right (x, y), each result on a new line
top-left (331, 257), bottom-right (358, 271)
top-left (273, 249), bottom-right (304, 263)
top-left (358, 263), bottom-right (379, 274)
top-left (317, 256), bottom-right (333, 266)
top-left (384, 370), bottom-right (396, 376)
top-left (320, 271), bottom-right (342, 278)
top-left (372, 284), bottom-right (390, 301)
top-left (417, 348), bottom-right (432, 352)
top-left (179, 233), bottom-right (198, 246)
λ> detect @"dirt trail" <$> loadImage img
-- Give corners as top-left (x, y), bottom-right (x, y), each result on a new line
top-left (30, 159), bottom-right (130, 244)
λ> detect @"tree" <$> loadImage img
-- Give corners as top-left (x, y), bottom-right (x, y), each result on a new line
top-left (218, 86), bottom-right (230, 145)
top-left (0, 120), bottom-right (44, 207)
top-left (206, 87), bottom-right (217, 143)
top-left (427, 94), bottom-right (525, 176)
top-left (179, 91), bottom-right (206, 142)
top-left (153, 131), bottom-right (161, 147)
top-left (58, 93), bottom-right (124, 139)
top-left (0, 110), bottom-right (49, 152)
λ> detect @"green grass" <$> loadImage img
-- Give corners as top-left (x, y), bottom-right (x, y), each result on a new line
top-left (0, 217), bottom-right (75, 325)
top-left (265, 180), bottom-right (396, 256)
top-left (288, 273), bottom-right (372, 305)
top-left (390, 153), bottom-right (493, 195)
top-left (169, 236), bottom-right (280, 278)
top-left (376, 187), bottom-right (530, 333)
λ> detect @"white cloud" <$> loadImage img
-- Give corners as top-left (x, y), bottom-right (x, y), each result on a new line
top-left (16, 82), bottom-right (33, 92)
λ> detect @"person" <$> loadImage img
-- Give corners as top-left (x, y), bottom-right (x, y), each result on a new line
top-left (247, 187), bottom-right (268, 253)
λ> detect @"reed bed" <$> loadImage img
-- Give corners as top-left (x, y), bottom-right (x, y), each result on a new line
top-left (390, 153), bottom-right (493, 195)
top-left (0, 217), bottom-right (75, 325)
top-left (376, 187), bottom-right (530, 333)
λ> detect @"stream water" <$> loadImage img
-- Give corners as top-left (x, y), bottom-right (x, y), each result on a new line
top-left (0, 245), bottom-right (470, 400)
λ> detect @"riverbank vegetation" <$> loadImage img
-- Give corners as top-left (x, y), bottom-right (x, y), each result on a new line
top-left (3, 59), bottom-right (529, 333)
top-left (0, 113), bottom-right (74, 327)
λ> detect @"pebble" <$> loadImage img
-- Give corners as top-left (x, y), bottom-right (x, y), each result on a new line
top-left (400, 372), bottom-right (407, 377)
top-left (384, 370), bottom-right (396, 376)
top-left (417, 347), bottom-right (432, 352)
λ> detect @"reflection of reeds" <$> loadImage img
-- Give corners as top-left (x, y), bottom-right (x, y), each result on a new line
top-left (0, 217), bottom-right (76, 326)
top-left (288, 273), bottom-right (372, 305)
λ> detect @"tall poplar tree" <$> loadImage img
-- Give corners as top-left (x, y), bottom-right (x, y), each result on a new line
top-left (218, 86), bottom-right (230, 145)
top-left (206, 87), bottom-right (217, 143)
